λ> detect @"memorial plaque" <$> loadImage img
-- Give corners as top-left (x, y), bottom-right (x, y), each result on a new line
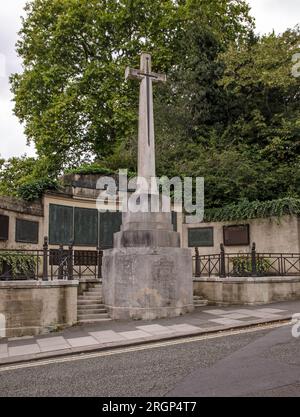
top-left (74, 207), bottom-right (98, 246)
top-left (15, 219), bottom-right (39, 244)
top-left (223, 224), bottom-right (249, 246)
top-left (171, 211), bottom-right (177, 231)
top-left (0, 214), bottom-right (9, 240)
top-left (99, 211), bottom-right (122, 248)
top-left (188, 227), bottom-right (214, 247)
top-left (49, 204), bottom-right (74, 245)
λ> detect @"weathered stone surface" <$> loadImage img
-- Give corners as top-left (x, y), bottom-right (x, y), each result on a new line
top-left (0, 196), bottom-right (43, 216)
top-left (102, 247), bottom-right (193, 320)
top-left (121, 211), bottom-right (174, 231)
top-left (0, 281), bottom-right (78, 337)
top-left (193, 276), bottom-right (300, 305)
top-left (114, 229), bottom-right (180, 248)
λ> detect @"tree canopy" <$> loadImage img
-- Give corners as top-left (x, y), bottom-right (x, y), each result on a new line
top-left (2, 0), bottom-right (299, 208)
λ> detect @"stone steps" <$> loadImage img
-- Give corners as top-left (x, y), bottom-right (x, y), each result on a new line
top-left (78, 294), bottom-right (102, 300)
top-left (77, 284), bottom-right (111, 324)
top-left (77, 305), bottom-right (107, 312)
top-left (193, 295), bottom-right (208, 307)
top-left (78, 312), bottom-right (110, 320)
top-left (78, 318), bottom-right (112, 324)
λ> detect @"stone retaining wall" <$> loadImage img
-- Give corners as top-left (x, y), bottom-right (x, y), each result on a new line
top-left (0, 280), bottom-right (78, 338)
top-left (193, 276), bottom-right (300, 305)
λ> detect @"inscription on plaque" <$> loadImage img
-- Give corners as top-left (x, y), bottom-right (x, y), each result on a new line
top-left (223, 224), bottom-right (250, 246)
top-left (0, 214), bottom-right (9, 241)
top-left (99, 211), bottom-right (122, 248)
top-left (74, 207), bottom-right (98, 246)
top-left (15, 219), bottom-right (39, 244)
top-left (188, 227), bottom-right (213, 247)
top-left (49, 204), bottom-right (73, 245)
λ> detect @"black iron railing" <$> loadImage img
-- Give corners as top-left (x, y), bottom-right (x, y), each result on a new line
top-left (193, 243), bottom-right (300, 278)
top-left (0, 237), bottom-right (103, 281)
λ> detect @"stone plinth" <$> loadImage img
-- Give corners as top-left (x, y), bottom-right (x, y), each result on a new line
top-left (102, 246), bottom-right (193, 320)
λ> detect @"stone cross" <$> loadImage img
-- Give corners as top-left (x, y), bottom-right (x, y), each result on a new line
top-left (125, 53), bottom-right (166, 192)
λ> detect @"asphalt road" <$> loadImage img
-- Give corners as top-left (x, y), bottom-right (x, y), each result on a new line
top-left (0, 324), bottom-right (299, 397)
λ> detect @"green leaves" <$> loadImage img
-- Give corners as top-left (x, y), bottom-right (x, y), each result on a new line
top-left (0, 252), bottom-right (37, 279)
top-left (11, 0), bottom-right (254, 178)
top-left (0, 156), bottom-right (37, 197)
top-left (7, 1), bottom-right (299, 211)
top-left (204, 198), bottom-right (300, 222)
top-left (18, 178), bottom-right (58, 201)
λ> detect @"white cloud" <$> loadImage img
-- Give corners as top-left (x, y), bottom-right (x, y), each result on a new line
top-left (248, 0), bottom-right (300, 35)
top-left (0, 0), bottom-right (35, 160)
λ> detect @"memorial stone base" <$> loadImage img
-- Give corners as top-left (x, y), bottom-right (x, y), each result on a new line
top-left (102, 211), bottom-right (194, 320)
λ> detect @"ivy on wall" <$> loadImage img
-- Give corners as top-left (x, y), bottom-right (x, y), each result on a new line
top-left (18, 178), bottom-right (58, 201)
top-left (231, 257), bottom-right (272, 276)
top-left (0, 252), bottom-right (37, 279)
top-left (65, 163), bottom-right (136, 178)
top-left (204, 198), bottom-right (300, 222)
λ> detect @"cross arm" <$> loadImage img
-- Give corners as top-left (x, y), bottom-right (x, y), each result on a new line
top-left (125, 67), bottom-right (167, 83)
top-left (151, 72), bottom-right (167, 83)
top-left (125, 67), bottom-right (143, 81)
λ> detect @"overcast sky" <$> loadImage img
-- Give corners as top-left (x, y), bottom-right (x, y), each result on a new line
top-left (0, 0), bottom-right (300, 160)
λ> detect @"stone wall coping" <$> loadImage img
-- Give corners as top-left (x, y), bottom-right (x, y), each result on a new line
top-left (0, 195), bottom-right (43, 216)
top-left (193, 276), bottom-right (300, 283)
top-left (77, 278), bottom-right (101, 283)
top-left (0, 280), bottom-right (79, 289)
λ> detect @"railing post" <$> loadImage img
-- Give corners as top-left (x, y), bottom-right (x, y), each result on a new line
top-left (220, 243), bottom-right (226, 278)
top-left (97, 247), bottom-right (103, 279)
top-left (58, 244), bottom-right (64, 280)
top-left (68, 243), bottom-right (73, 280)
top-left (42, 236), bottom-right (48, 281)
top-left (251, 242), bottom-right (257, 276)
top-left (195, 247), bottom-right (200, 277)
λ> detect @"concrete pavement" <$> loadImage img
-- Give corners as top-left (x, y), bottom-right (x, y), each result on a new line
top-left (0, 300), bottom-right (299, 366)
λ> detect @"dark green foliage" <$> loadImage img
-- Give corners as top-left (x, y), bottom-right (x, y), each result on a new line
top-left (18, 178), bottom-right (58, 201)
top-left (0, 252), bottom-right (37, 279)
top-left (232, 256), bottom-right (271, 276)
top-left (4, 1), bottom-right (299, 211)
top-left (204, 198), bottom-right (300, 222)
top-left (65, 164), bottom-right (115, 176)
top-left (0, 156), bottom-right (37, 197)
top-left (10, 0), bottom-right (253, 178)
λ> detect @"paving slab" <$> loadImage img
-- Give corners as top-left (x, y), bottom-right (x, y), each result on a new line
top-left (244, 312), bottom-right (281, 319)
top-left (256, 308), bottom-right (287, 314)
top-left (119, 330), bottom-right (151, 340)
top-left (66, 336), bottom-right (98, 348)
top-left (210, 318), bottom-right (245, 326)
top-left (36, 336), bottom-right (67, 347)
top-left (136, 324), bottom-right (175, 335)
top-left (39, 344), bottom-right (71, 353)
top-left (8, 344), bottom-right (40, 357)
top-left (227, 309), bottom-right (263, 315)
top-left (89, 330), bottom-right (127, 343)
top-left (166, 324), bottom-right (200, 333)
top-left (0, 300), bottom-right (298, 366)
top-left (222, 313), bottom-right (253, 320)
top-left (202, 309), bottom-right (230, 315)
